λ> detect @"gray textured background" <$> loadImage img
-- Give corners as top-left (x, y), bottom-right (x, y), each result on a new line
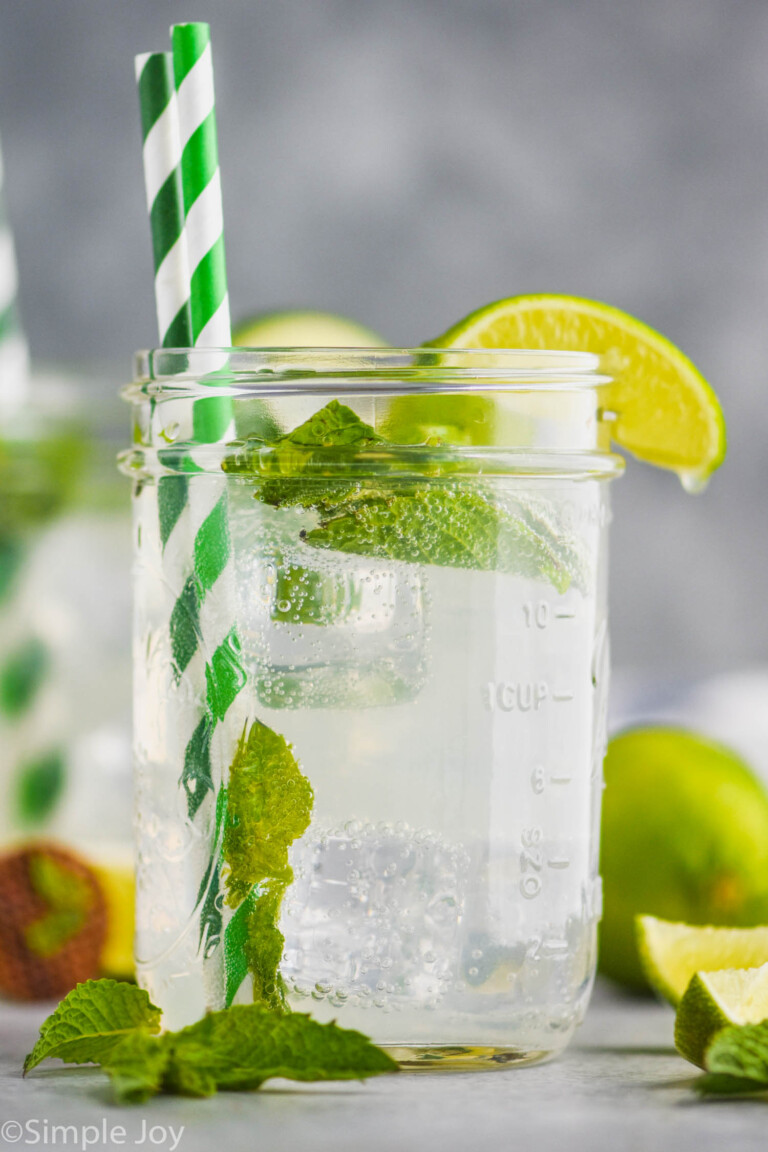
top-left (1, 0), bottom-right (765, 677)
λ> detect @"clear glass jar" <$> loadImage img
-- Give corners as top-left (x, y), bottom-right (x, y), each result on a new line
top-left (124, 348), bottom-right (623, 1064)
top-left (0, 371), bottom-right (134, 994)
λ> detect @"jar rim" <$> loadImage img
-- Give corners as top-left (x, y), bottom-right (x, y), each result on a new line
top-left (130, 346), bottom-right (612, 398)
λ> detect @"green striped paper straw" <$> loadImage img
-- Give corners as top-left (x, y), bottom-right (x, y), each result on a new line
top-left (173, 21), bottom-right (246, 987)
top-left (0, 132), bottom-right (29, 410)
top-left (135, 24), bottom-right (246, 995)
top-left (172, 21), bottom-right (233, 445)
top-left (171, 22), bottom-right (231, 350)
top-left (135, 53), bottom-right (193, 348)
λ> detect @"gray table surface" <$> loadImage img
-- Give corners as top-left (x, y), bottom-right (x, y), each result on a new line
top-left (0, 981), bottom-right (764, 1152)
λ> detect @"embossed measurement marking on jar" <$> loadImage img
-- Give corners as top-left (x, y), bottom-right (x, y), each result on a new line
top-left (519, 829), bottom-right (571, 897)
top-left (483, 681), bottom-right (577, 711)
top-left (522, 600), bottom-right (578, 628)
top-left (530, 766), bottom-right (573, 793)
top-left (483, 681), bottom-right (549, 712)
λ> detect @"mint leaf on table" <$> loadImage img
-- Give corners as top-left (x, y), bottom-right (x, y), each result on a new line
top-left (223, 400), bottom-right (583, 592)
top-left (101, 1030), bottom-right (170, 1104)
top-left (222, 721), bottom-right (313, 1008)
top-left (696, 1022), bottom-right (768, 1095)
top-left (23, 980), bottom-right (161, 1073)
top-left (26, 985), bottom-right (397, 1104)
top-left (157, 1005), bottom-right (397, 1097)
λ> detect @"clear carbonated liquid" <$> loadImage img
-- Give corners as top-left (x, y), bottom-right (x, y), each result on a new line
top-left (134, 473), bottom-right (609, 1058)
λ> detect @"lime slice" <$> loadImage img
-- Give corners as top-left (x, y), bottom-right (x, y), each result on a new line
top-left (233, 310), bottom-right (388, 348)
top-left (430, 294), bottom-right (726, 483)
top-left (91, 859), bottom-right (135, 979)
top-left (637, 916), bottom-right (768, 1006)
top-left (675, 964), bottom-right (768, 1068)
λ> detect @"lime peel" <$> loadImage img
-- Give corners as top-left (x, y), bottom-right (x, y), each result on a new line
top-left (637, 916), bottom-right (768, 1006)
top-left (429, 294), bottom-right (726, 482)
top-left (675, 963), bottom-right (768, 1069)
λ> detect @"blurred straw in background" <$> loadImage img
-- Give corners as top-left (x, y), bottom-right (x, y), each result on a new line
top-left (0, 131), bottom-right (29, 414)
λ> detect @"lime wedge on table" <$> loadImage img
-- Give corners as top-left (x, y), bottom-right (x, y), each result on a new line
top-left (430, 294), bottom-right (726, 482)
top-left (637, 917), bottom-right (768, 1006)
top-left (233, 310), bottom-right (387, 348)
top-left (675, 964), bottom-right (768, 1068)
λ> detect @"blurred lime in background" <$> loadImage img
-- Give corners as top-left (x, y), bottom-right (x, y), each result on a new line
top-left (600, 728), bottom-right (768, 988)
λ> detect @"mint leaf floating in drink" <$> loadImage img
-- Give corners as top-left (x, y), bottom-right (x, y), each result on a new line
top-left (25, 983), bottom-right (397, 1103)
top-left (225, 399), bottom-right (385, 511)
top-left (23, 979), bottom-right (161, 1073)
top-left (304, 484), bottom-right (577, 593)
top-left (224, 400), bottom-right (583, 591)
top-left (224, 721), bottom-right (314, 903)
top-left (222, 721), bottom-right (313, 1008)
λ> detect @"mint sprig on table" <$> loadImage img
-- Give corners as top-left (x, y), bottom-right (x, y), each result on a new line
top-left (224, 400), bottom-right (583, 593)
top-left (24, 979), bottom-right (397, 1104)
top-left (695, 1022), bottom-right (768, 1096)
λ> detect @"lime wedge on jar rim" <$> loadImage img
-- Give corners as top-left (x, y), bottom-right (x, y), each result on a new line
top-left (428, 294), bottom-right (726, 486)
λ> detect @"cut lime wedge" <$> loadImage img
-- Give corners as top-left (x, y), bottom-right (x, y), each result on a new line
top-left (675, 964), bottom-right (768, 1068)
top-left (637, 916), bottom-right (768, 1006)
top-left (233, 310), bottom-right (387, 348)
top-left (429, 294), bottom-right (726, 483)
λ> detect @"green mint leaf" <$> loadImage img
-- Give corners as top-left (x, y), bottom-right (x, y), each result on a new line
top-left (696, 1072), bottom-right (768, 1097)
top-left (243, 882), bottom-right (289, 1011)
top-left (224, 398), bottom-right (383, 464)
top-left (306, 485), bottom-right (576, 592)
top-left (15, 748), bottom-right (65, 825)
top-left (102, 1031), bottom-right (171, 1104)
top-left (24, 979), bottom-right (162, 1073)
top-left (277, 400), bottom-right (383, 449)
top-left (25, 989), bottom-right (397, 1102)
top-left (162, 1005), bottom-right (398, 1095)
top-left (223, 403), bottom-right (583, 591)
top-left (224, 400), bottom-right (384, 510)
top-left (0, 636), bottom-right (49, 717)
top-left (223, 721), bottom-right (313, 906)
top-left (704, 1022), bottom-right (768, 1088)
top-left (222, 721), bottom-right (313, 1009)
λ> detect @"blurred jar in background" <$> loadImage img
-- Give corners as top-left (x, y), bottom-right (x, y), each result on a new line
top-left (0, 370), bottom-right (134, 1000)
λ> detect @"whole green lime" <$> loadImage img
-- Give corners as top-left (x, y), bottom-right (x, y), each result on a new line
top-left (599, 727), bottom-right (768, 988)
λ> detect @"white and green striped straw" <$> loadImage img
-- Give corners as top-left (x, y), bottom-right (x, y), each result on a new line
top-left (135, 24), bottom-right (244, 986)
top-left (135, 52), bottom-right (193, 348)
top-left (0, 132), bottom-right (29, 411)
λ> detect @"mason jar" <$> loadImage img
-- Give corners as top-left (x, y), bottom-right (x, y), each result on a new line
top-left (123, 347), bottom-right (623, 1065)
